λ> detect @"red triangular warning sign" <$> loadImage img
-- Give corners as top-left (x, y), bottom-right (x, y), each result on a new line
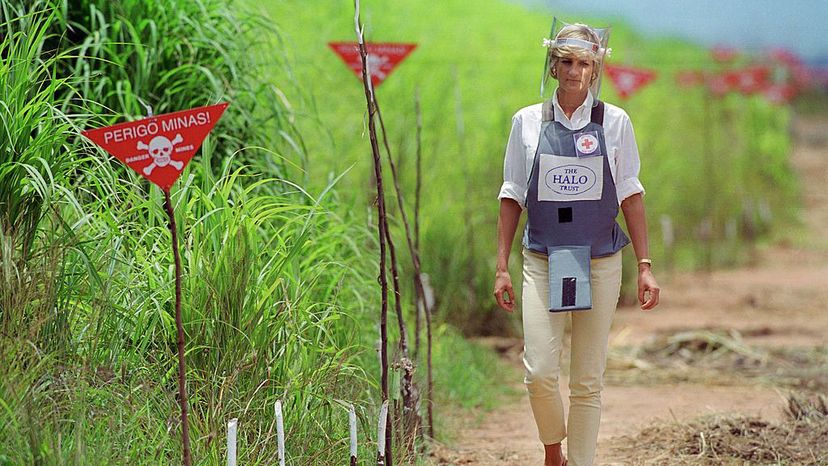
top-left (604, 65), bottom-right (657, 99)
top-left (705, 72), bottom-right (732, 96)
top-left (762, 83), bottom-right (797, 105)
top-left (732, 66), bottom-right (772, 95)
top-left (83, 103), bottom-right (229, 191)
top-left (328, 42), bottom-right (417, 87)
top-left (675, 70), bottom-right (704, 88)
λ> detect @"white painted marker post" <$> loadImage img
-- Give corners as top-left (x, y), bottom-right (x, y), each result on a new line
top-left (349, 404), bottom-right (358, 466)
top-left (275, 400), bottom-right (286, 466)
top-left (377, 400), bottom-right (389, 465)
top-left (227, 418), bottom-right (238, 466)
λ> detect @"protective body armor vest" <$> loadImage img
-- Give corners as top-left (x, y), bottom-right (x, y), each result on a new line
top-left (523, 100), bottom-right (630, 258)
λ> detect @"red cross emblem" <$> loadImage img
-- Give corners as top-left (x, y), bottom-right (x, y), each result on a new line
top-left (576, 133), bottom-right (599, 155)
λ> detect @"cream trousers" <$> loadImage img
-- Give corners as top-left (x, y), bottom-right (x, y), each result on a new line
top-left (521, 247), bottom-right (622, 466)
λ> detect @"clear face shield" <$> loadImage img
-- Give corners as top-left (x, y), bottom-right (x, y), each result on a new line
top-left (541, 18), bottom-right (611, 107)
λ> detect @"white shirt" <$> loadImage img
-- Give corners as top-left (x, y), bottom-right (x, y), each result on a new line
top-left (498, 91), bottom-right (645, 208)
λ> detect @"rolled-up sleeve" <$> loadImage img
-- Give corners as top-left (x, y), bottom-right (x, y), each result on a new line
top-left (498, 114), bottom-right (528, 207)
top-left (615, 114), bottom-right (645, 203)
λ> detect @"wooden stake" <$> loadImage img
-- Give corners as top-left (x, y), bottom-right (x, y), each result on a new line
top-left (660, 214), bottom-right (675, 274)
top-left (702, 90), bottom-right (714, 272)
top-left (354, 1), bottom-right (392, 464)
top-left (376, 63), bottom-right (433, 444)
top-left (413, 89), bottom-right (423, 359)
top-left (164, 190), bottom-right (191, 466)
top-left (454, 69), bottom-right (477, 318)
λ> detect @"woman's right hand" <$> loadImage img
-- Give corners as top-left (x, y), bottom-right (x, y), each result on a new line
top-left (494, 198), bottom-right (522, 313)
top-left (493, 270), bottom-right (515, 312)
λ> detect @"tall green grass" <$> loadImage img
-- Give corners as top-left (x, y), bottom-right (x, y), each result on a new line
top-left (1, 160), bottom-right (381, 463)
top-left (1, 1), bottom-right (516, 463)
top-left (0, 5), bottom-right (77, 354)
top-left (1, 2), bottom-right (372, 464)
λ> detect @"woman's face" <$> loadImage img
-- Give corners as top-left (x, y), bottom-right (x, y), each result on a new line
top-left (554, 55), bottom-right (594, 97)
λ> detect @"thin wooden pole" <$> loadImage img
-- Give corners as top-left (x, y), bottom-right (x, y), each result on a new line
top-left (375, 106), bottom-right (422, 454)
top-left (164, 190), bottom-right (191, 466)
top-left (702, 90), bottom-right (714, 271)
top-left (376, 84), bottom-right (433, 442)
top-left (413, 89), bottom-right (423, 359)
top-left (354, 2), bottom-right (392, 464)
top-left (454, 69), bottom-right (476, 316)
top-left (381, 198), bottom-right (410, 358)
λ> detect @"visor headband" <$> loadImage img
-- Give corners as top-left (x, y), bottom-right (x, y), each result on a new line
top-left (542, 37), bottom-right (611, 58)
top-left (556, 37), bottom-right (598, 53)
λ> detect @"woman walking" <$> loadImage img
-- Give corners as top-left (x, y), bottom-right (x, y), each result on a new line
top-left (493, 20), bottom-right (660, 466)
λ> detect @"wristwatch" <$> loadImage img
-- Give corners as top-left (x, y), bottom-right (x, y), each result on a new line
top-left (637, 258), bottom-right (652, 267)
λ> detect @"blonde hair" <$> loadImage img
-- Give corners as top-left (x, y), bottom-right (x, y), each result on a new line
top-left (548, 23), bottom-right (602, 83)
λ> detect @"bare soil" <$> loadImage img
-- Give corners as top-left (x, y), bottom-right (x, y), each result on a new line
top-left (430, 115), bottom-right (828, 465)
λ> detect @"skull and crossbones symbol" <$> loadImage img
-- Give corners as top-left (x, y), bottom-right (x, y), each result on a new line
top-left (137, 134), bottom-right (184, 175)
top-left (366, 53), bottom-right (389, 80)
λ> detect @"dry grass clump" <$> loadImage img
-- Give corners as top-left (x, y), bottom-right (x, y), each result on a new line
top-left (610, 393), bottom-right (828, 465)
top-left (643, 329), bottom-right (767, 368)
top-left (770, 347), bottom-right (828, 392)
top-left (607, 329), bottom-right (828, 391)
top-left (606, 330), bottom-right (767, 386)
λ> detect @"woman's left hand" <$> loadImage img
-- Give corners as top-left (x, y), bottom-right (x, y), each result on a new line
top-left (638, 267), bottom-right (660, 311)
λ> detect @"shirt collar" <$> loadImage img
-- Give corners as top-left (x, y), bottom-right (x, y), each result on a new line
top-left (551, 89), bottom-right (594, 128)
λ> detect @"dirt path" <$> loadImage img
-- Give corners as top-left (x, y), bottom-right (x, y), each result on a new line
top-left (431, 115), bottom-right (828, 465)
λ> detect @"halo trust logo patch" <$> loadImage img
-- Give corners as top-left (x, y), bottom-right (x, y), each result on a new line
top-left (574, 131), bottom-right (601, 157)
top-left (538, 153), bottom-right (604, 202)
top-left (545, 164), bottom-right (598, 195)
